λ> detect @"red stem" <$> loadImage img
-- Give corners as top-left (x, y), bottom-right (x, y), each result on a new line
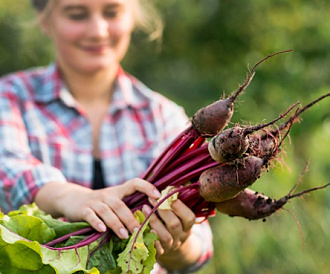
top-left (126, 160), bottom-right (220, 208)
top-left (127, 183), bottom-right (200, 272)
top-left (159, 144), bottom-right (209, 179)
top-left (141, 125), bottom-right (196, 180)
top-left (146, 129), bottom-right (201, 182)
top-left (44, 227), bottom-right (94, 247)
top-left (45, 231), bottom-right (106, 251)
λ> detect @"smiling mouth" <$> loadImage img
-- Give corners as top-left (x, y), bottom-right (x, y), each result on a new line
top-left (81, 45), bottom-right (109, 54)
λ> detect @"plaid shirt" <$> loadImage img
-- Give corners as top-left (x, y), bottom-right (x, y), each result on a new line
top-left (0, 64), bottom-right (213, 272)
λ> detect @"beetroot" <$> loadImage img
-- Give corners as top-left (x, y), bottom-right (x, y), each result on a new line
top-left (215, 184), bottom-right (330, 220)
top-left (192, 50), bottom-right (293, 137)
top-left (208, 102), bottom-right (298, 163)
top-left (248, 92), bottom-right (330, 158)
top-left (198, 156), bottom-right (265, 202)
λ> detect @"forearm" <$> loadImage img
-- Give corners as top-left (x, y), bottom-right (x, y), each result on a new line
top-left (34, 181), bottom-right (91, 219)
top-left (157, 232), bottom-right (203, 272)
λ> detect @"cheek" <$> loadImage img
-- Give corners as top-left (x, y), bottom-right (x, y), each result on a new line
top-left (51, 22), bottom-right (85, 47)
top-left (111, 27), bottom-right (130, 40)
top-left (111, 28), bottom-right (132, 61)
top-left (110, 15), bottom-right (134, 41)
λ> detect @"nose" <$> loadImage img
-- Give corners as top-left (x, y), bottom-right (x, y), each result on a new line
top-left (88, 15), bottom-right (109, 39)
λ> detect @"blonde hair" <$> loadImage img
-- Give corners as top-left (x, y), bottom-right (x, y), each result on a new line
top-left (31, 0), bottom-right (163, 41)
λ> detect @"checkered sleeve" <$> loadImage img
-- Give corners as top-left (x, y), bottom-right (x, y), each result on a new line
top-left (0, 78), bottom-right (66, 213)
top-left (179, 220), bottom-right (214, 272)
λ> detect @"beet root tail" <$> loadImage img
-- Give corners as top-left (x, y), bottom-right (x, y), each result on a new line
top-left (215, 183), bottom-right (330, 220)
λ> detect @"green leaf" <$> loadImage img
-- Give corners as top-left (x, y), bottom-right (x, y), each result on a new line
top-left (55, 235), bottom-right (86, 248)
top-left (142, 234), bottom-right (158, 274)
top-left (8, 203), bottom-right (90, 238)
top-left (37, 214), bottom-right (91, 238)
top-left (7, 203), bottom-right (41, 217)
top-left (116, 210), bottom-right (158, 274)
top-left (0, 224), bottom-right (56, 273)
top-left (0, 224), bottom-right (100, 273)
top-left (0, 214), bottom-right (56, 244)
top-left (157, 186), bottom-right (178, 210)
top-left (0, 206), bottom-right (158, 273)
top-left (133, 210), bottom-right (146, 224)
top-left (88, 241), bottom-right (117, 273)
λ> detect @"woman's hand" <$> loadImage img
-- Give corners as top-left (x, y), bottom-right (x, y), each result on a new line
top-left (142, 198), bottom-right (203, 271)
top-left (143, 197), bottom-right (197, 255)
top-left (35, 179), bottom-right (161, 239)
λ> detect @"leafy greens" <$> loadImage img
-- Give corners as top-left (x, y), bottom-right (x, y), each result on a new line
top-left (0, 204), bottom-right (158, 274)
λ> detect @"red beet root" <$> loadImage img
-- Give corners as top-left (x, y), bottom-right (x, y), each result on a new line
top-left (192, 97), bottom-right (236, 137)
top-left (199, 156), bottom-right (265, 202)
top-left (247, 92), bottom-right (330, 158)
top-left (192, 50), bottom-right (293, 137)
top-left (208, 102), bottom-right (298, 163)
top-left (215, 183), bottom-right (330, 220)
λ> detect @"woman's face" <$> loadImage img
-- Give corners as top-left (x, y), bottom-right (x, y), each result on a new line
top-left (40, 0), bottom-right (135, 75)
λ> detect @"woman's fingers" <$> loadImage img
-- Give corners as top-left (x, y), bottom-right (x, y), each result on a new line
top-left (154, 240), bottom-right (164, 255)
top-left (80, 178), bottom-right (161, 239)
top-left (105, 198), bottom-right (140, 233)
top-left (148, 199), bottom-right (183, 248)
top-left (149, 198), bottom-right (195, 233)
top-left (82, 201), bottom-right (129, 239)
top-left (81, 206), bottom-right (107, 232)
top-left (119, 178), bottom-right (161, 200)
top-left (145, 198), bottom-right (196, 253)
top-left (169, 199), bottom-right (196, 232)
top-left (143, 204), bottom-right (174, 251)
top-left (58, 178), bottom-right (163, 240)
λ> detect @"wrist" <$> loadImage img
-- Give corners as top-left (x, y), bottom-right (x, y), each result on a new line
top-left (34, 182), bottom-right (90, 218)
top-left (157, 232), bottom-right (202, 272)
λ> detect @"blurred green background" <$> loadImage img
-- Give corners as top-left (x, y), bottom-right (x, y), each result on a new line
top-left (1, 0), bottom-right (329, 273)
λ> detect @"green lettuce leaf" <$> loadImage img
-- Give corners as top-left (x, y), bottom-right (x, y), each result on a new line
top-left (0, 206), bottom-right (159, 273)
top-left (0, 214), bottom-right (56, 244)
top-left (0, 224), bottom-right (100, 273)
top-left (115, 210), bottom-right (158, 274)
top-left (8, 203), bottom-right (90, 238)
top-left (87, 241), bottom-right (117, 273)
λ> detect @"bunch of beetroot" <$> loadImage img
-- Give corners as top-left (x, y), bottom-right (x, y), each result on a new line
top-left (124, 49), bottom-right (330, 222)
top-left (41, 50), bottom-right (329, 271)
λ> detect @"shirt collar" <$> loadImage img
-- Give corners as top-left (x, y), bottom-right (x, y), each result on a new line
top-left (110, 67), bottom-right (150, 114)
top-left (34, 63), bottom-right (62, 103)
top-left (34, 63), bottom-right (151, 112)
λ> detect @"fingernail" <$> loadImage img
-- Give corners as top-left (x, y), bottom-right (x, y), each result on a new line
top-left (143, 205), bottom-right (152, 215)
top-left (153, 189), bottom-right (161, 199)
top-left (150, 229), bottom-right (157, 235)
top-left (98, 223), bottom-right (107, 232)
top-left (119, 228), bottom-right (129, 239)
top-left (149, 197), bottom-right (159, 207)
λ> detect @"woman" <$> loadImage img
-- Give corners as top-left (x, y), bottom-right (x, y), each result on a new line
top-left (0, 0), bottom-right (213, 272)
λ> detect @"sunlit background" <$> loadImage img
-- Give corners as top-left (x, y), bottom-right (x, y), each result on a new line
top-left (1, 0), bottom-right (329, 273)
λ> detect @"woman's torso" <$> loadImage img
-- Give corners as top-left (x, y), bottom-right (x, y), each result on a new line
top-left (0, 64), bottom-right (189, 188)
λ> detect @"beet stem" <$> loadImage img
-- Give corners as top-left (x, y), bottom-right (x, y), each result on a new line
top-left (230, 49), bottom-right (293, 103)
top-left (244, 101), bottom-right (299, 135)
top-left (44, 227), bottom-right (94, 247)
top-left (279, 92), bottom-right (330, 131)
top-left (287, 183), bottom-right (330, 200)
top-left (145, 129), bottom-right (201, 184)
top-left (127, 183), bottom-right (200, 272)
top-left (141, 125), bottom-right (195, 180)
